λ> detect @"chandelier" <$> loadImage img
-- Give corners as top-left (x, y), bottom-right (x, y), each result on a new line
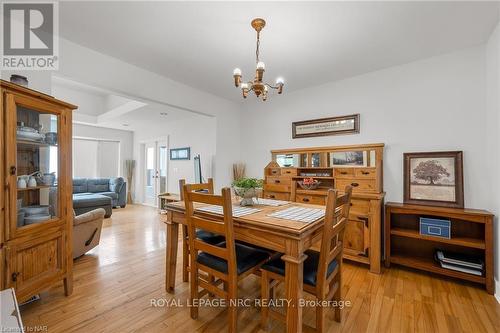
top-left (233, 18), bottom-right (284, 101)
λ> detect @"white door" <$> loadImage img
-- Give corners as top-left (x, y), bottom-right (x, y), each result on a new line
top-left (143, 138), bottom-right (168, 207)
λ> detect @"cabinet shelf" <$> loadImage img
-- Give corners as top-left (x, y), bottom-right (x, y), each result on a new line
top-left (17, 139), bottom-right (56, 147)
top-left (17, 185), bottom-right (54, 191)
top-left (390, 227), bottom-right (485, 249)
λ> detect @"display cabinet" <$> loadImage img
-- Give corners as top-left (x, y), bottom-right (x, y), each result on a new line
top-left (0, 80), bottom-right (76, 301)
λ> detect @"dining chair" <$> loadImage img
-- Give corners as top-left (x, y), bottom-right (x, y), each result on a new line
top-left (260, 186), bottom-right (353, 332)
top-left (183, 185), bottom-right (271, 332)
top-left (179, 178), bottom-right (225, 282)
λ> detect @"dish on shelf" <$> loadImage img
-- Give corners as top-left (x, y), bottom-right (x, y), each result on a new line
top-left (17, 130), bottom-right (45, 142)
top-left (21, 205), bottom-right (50, 216)
top-left (24, 214), bottom-right (51, 225)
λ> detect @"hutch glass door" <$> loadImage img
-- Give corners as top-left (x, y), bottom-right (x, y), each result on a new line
top-left (8, 95), bottom-right (61, 236)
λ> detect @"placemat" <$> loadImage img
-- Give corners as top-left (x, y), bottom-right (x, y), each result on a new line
top-left (267, 206), bottom-right (325, 223)
top-left (196, 205), bottom-right (261, 217)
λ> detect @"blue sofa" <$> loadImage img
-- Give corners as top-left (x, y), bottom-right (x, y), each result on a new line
top-left (73, 178), bottom-right (127, 217)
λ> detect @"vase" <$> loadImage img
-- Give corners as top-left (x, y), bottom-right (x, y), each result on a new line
top-left (233, 187), bottom-right (261, 206)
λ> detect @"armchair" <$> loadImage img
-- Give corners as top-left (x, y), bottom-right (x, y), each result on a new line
top-left (73, 208), bottom-right (105, 259)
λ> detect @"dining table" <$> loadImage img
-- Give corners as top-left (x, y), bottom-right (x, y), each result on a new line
top-left (162, 198), bottom-right (330, 333)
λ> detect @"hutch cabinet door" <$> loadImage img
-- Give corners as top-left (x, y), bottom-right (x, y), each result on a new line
top-left (6, 229), bottom-right (67, 299)
top-left (4, 93), bottom-right (69, 240)
top-left (343, 215), bottom-right (369, 256)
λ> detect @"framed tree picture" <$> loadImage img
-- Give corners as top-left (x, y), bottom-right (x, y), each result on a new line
top-left (403, 151), bottom-right (464, 208)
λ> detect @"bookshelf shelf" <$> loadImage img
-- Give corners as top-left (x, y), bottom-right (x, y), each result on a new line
top-left (390, 227), bottom-right (485, 249)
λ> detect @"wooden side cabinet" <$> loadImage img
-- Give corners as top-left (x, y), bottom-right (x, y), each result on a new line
top-left (0, 80), bottom-right (77, 302)
top-left (385, 202), bottom-right (495, 294)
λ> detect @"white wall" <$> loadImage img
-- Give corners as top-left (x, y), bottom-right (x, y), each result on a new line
top-left (133, 115), bottom-right (216, 202)
top-left (241, 46), bottom-right (488, 209)
top-left (72, 123), bottom-right (133, 177)
top-left (486, 20), bottom-right (500, 301)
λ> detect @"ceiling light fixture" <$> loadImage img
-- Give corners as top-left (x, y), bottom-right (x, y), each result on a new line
top-left (233, 18), bottom-right (284, 101)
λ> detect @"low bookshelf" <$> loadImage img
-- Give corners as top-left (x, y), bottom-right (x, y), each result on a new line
top-left (384, 202), bottom-right (494, 294)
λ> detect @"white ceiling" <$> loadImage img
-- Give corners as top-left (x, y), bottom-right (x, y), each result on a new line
top-left (59, 1), bottom-right (499, 102)
top-left (52, 76), bottom-right (206, 131)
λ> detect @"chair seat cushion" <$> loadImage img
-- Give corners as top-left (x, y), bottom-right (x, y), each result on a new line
top-left (197, 241), bottom-right (270, 275)
top-left (196, 230), bottom-right (225, 245)
top-left (261, 249), bottom-right (338, 287)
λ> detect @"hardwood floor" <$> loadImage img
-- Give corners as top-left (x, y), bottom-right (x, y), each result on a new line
top-left (20, 205), bottom-right (500, 332)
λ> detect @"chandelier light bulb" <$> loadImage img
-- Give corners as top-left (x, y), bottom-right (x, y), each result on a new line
top-left (233, 68), bottom-right (242, 76)
top-left (241, 83), bottom-right (249, 89)
top-left (276, 77), bottom-right (284, 85)
top-left (256, 61), bottom-right (265, 70)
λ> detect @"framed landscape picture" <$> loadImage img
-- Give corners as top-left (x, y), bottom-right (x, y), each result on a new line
top-left (403, 151), bottom-right (464, 208)
top-left (292, 114), bottom-right (360, 139)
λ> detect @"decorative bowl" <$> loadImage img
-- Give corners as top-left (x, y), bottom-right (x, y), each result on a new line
top-left (24, 214), bottom-right (51, 225)
top-left (233, 187), bottom-right (262, 206)
top-left (298, 180), bottom-right (320, 190)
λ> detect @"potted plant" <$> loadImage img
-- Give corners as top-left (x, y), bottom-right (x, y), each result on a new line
top-left (232, 178), bottom-right (263, 206)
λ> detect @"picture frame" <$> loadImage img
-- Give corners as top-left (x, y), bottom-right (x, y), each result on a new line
top-left (170, 147), bottom-right (190, 160)
top-left (403, 151), bottom-right (464, 208)
top-left (292, 114), bottom-right (360, 139)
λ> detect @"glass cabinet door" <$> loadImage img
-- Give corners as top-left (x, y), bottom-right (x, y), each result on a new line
top-left (7, 95), bottom-right (62, 234)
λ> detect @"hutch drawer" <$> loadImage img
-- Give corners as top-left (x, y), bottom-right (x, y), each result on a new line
top-left (266, 176), bottom-right (291, 185)
top-left (263, 191), bottom-right (290, 201)
top-left (354, 168), bottom-right (377, 179)
top-left (334, 168), bottom-right (354, 178)
top-left (336, 178), bottom-right (376, 192)
top-left (295, 194), bottom-right (326, 205)
top-left (281, 168), bottom-right (297, 176)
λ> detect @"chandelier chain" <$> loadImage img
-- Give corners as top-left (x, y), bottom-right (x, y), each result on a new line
top-left (256, 31), bottom-right (260, 63)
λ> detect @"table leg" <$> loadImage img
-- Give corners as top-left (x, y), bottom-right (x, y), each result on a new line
top-left (282, 240), bottom-right (307, 333)
top-left (165, 215), bottom-right (179, 293)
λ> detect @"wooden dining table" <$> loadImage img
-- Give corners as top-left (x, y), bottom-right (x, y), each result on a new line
top-left (162, 199), bottom-right (330, 333)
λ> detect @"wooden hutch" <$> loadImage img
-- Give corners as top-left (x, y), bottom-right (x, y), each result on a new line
top-left (263, 143), bottom-right (385, 273)
top-left (0, 80), bottom-right (76, 301)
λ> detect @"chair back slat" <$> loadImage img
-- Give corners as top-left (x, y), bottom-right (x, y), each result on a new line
top-left (316, 186), bottom-right (353, 292)
top-left (194, 239), bottom-right (229, 260)
top-left (179, 178), bottom-right (214, 200)
top-left (183, 185), bottom-right (237, 276)
top-left (190, 216), bottom-right (226, 235)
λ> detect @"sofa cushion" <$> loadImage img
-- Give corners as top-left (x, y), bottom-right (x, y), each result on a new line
top-left (73, 194), bottom-right (112, 208)
top-left (87, 178), bottom-right (110, 193)
top-left (109, 177), bottom-right (125, 193)
top-left (98, 191), bottom-right (118, 200)
top-left (73, 178), bottom-right (88, 193)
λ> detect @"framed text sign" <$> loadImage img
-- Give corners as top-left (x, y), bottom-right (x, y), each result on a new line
top-left (292, 114), bottom-right (360, 138)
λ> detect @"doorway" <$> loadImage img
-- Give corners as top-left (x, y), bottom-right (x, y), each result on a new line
top-left (143, 138), bottom-right (168, 207)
